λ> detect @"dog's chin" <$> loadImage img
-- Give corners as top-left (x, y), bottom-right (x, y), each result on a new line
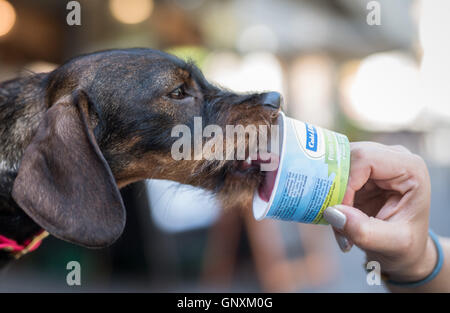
top-left (213, 159), bottom-right (263, 212)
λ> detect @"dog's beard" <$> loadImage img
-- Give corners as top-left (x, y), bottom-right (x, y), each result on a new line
top-left (182, 158), bottom-right (264, 212)
top-left (217, 167), bottom-right (264, 212)
top-left (187, 110), bottom-right (278, 212)
top-left (142, 106), bottom-right (279, 213)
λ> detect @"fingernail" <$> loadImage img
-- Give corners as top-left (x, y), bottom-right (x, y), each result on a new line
top-left (335, 233), bottom-right (352, 253)
top-left (323, 206), bottom-right (347, 230)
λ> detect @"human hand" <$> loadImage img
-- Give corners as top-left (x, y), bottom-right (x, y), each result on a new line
top-left (323, 142), bottom-right (436, 282)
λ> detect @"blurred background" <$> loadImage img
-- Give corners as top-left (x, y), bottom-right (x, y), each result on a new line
top-left (1, 0), bottom-right (449, 292)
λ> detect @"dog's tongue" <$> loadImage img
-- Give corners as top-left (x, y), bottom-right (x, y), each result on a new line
top-left (254, 153), bottom-right (279, 202)
top-left (258, 169), bottom-right (278, 202)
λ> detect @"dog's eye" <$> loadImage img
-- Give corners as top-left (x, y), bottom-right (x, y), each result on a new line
top-left (168, 85), bottom-right (186, 99)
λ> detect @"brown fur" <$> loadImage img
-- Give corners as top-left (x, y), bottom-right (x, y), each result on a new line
top-left (0, 48), bottom-right (280, 264)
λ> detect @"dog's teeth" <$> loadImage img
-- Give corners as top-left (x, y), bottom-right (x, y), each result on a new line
top-left (245, 157), bottom-right (252, 166)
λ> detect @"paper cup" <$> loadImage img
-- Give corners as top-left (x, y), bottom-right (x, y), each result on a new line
top-left (253, 112), bottom-right (350, 224)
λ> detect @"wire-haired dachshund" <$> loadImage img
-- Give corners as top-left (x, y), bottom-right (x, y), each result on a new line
top-left (0, 48), bottom-right (281, 266)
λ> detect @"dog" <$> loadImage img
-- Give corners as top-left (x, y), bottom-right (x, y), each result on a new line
top-left (0, 48), bottom-right (281, 266)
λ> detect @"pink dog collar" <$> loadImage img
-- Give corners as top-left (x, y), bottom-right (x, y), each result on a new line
top-left (0, 230), bottom-right (49, 259)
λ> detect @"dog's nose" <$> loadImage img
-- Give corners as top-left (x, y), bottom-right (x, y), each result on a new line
top-left (262, 92), bottom-right (282, 109)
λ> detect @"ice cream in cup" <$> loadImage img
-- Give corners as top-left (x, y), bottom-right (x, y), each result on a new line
top-left (253, 111), bottom-right (350, 224)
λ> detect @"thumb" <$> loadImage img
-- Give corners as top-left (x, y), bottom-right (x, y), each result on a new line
top-left (323, 205), bottom-right (407, 253)
top-left (333, 229), bottom-right (353, 253)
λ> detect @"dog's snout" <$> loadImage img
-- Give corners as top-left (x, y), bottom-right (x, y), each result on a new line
top-left (262, 92), bottom-right (282, 109)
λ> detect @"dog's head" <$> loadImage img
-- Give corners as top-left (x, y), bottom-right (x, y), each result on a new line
top-left (12, 49), bottom-right (281, 248)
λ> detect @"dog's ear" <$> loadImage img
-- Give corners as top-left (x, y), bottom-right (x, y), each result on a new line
top-left (12, 91), bottom-right (125, 248)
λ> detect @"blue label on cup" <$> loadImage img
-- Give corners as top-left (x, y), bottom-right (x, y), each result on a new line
top-left (305, 123), bottom-right (318, 152)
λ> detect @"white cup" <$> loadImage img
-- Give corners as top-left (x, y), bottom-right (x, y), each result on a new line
top-left (253, 112), bottom-right (350, 224)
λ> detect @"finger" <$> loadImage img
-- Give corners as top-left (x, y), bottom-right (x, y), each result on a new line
top-left (375, 192), bottom-right (402, 220)
top-left (349, 142), bottom-right (413, 191)
top-left (323, 205), bottom-right (410, 253)
top-left (343, 142), bottom-right (425, 205)
top-left (332, 228), bottom-right (353, 253)
top-left (389, 144), bottom-right (411, 153)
